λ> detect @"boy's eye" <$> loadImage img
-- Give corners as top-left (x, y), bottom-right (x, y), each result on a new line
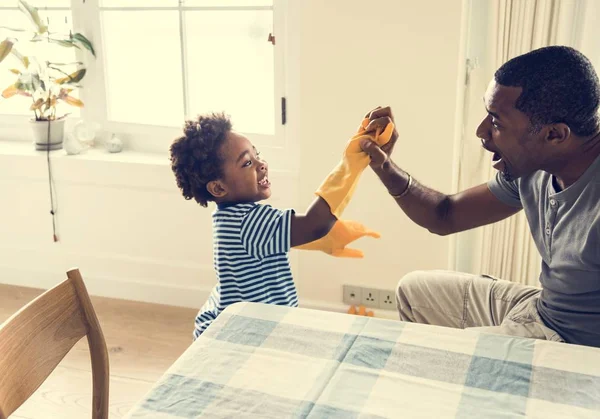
top-left (243, 159), bottom-right (252, 167)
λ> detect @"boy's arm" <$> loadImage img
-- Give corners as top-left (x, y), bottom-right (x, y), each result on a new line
top-left (290, 197), bottom-right (336, 247)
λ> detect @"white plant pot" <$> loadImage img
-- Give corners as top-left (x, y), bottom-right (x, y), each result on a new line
top-left (30, 118), bottom-right (66, 151)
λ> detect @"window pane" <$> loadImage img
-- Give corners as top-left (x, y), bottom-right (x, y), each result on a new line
top-left (0, 1), bottom-right (71, 8)
top-left (0, 9), bottom-right (78, 117)
top-left (102, 11), bottom-right (184, 126)
top-left (100, 0), bottom-right (179, 7)
top-left (184, 1), bottom-right (272, 7)
top-left (100, 0), bottom-right (272, 7)
top-left (185, 10), bottom-right (274, 135)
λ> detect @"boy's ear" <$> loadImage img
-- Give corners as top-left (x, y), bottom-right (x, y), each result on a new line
top-left (207, 180), bottom-right (227, 198)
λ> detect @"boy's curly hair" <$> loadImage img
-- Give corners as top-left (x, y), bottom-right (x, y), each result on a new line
top-left (170, 113), bottom-right (232, 207)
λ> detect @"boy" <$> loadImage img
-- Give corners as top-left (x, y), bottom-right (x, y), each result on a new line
top-left (171, 113), bottom-right (341, 338)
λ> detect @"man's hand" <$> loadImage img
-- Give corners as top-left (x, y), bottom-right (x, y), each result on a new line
top-left (359, 138), bottom-right (389, 170)
top-left (363, 106), bottom-right (398, 159)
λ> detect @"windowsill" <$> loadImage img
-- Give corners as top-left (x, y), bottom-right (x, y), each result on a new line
top-left (0, 137), bottom-right (299, 173)
top-left (0, 139), bottom-right (299, 193)
top-left (0, 139), bottom-right (176, 190)
top-left (0, 139), bottom-right (169, 167)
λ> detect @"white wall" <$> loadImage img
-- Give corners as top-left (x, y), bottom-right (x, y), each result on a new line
top-left (0, 0), bottom-right (466, 315)
top-left (579, 0), bottom-right (600, 68)
top-left (288, 0), bottom-right (466, 307)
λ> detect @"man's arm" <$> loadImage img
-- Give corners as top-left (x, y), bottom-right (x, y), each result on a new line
top-left (362, 152), bottom-right (520, 235)
top-left (290, 197), bottom-right (337, 247)
top-left (360, 106), bottom-right (520, 235)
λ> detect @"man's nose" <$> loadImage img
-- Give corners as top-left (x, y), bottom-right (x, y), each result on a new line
top-left (476, 114), bottom-right (491, 140)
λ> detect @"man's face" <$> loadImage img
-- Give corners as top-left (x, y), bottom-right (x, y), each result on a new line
top-left (477, 80), bottom-right (546, 181)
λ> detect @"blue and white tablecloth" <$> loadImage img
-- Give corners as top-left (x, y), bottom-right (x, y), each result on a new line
top-left (127, 302), bottom-right (600, 418)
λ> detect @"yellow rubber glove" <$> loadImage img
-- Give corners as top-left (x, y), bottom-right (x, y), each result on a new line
top-left (315, 118), bottom-right (395, 217)
top-left (294, 219), bottom-right (380, 258)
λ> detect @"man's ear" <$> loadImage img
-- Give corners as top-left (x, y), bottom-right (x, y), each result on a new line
top-left (207, 180), bottom-right (227, 198)
top-left (546, 123), bottom-right (571, 145)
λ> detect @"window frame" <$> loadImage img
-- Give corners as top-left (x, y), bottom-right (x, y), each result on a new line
top-left (0, 0), bottom-right (287, 156)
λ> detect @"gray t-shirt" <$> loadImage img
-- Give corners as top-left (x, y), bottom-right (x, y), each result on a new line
top-left (488, 155), bottom-right (600, 347)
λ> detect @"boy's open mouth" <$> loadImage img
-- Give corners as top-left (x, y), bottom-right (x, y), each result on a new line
top-left (258, 176), bottom-right (271, 188)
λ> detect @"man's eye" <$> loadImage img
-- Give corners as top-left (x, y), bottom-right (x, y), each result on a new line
top-left (491, 120), bottom-right (500, 129)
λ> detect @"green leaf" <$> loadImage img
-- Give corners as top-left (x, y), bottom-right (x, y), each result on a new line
top-left (30, 33), bottom-right (45, 42)
top-left (0, 26), bottom-right (27, 32)
top-left (11, 48), bottom-right (30, 68)
top-left (2, 85), bottom-right (19, 99)
top-left (61, 95), bottom-right (84, 108)
top-left (3, 85), bottom-right (32, 99)
top-left (14, 72), bottom-right (42, 93)
top-left (48, 38), bottom-right (80, 49)
top-left (18, 0), bottom-right (48, 34)
top-left (30, 98), bottom-right (44, 110)
top-left (71, 33), bottom-right (95, 57)
top-left (0, 39), bottom-right (13, 64)
top-left (47, 61), bottom-right (83, 66)
top-left (14, 79), bottom-right (33, 93)
top-left (31, 73), bottom-right (41, 91)
top-left (55, 68), bottom-right (86, 85)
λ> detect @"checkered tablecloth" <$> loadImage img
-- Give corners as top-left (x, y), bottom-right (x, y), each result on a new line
top-left (127, 302), bottom-right (600, 418)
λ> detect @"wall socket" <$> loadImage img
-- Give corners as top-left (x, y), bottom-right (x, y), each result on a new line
top-left (362, 288), bottom-right (379, 307)
top-left (343, 285), bottom-right (396, 310)
top-left (342, 285), bottom-right (362, 305)
top-left (379, 289), bottom-right (395, 309)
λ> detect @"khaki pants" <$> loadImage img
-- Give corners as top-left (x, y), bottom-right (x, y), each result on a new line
top-left (396, 270), bottom-right (564, 342)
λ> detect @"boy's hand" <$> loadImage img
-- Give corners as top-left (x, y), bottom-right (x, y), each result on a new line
top-left (314, 116), bottom-right (394, 218)
top-left (293, 219), bottom-right (380, 258)
top-left (290, 197), bottom-right (337, 248)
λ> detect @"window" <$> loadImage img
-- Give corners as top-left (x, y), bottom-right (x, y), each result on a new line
top-left (1, 0), bottom-right (285, 150)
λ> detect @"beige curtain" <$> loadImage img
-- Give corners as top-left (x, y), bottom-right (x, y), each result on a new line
top-left (458, 0), bottom-right (582, 285)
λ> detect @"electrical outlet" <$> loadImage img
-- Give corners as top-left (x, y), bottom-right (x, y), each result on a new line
top-left (361, 287), bottom-right (379, 308)
top-left (343, 285), bottom-right (362, 305)
top-left (379, 289), bottom-right (395, 310)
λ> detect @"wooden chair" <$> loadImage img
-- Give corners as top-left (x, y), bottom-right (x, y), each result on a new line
top-left (0, 269), bottom-right (109, 419)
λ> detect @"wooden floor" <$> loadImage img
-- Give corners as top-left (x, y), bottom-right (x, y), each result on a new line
top-left (0, 283), bottom-right (198, 419)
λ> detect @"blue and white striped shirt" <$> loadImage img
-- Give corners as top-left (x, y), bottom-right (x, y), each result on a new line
top-left (194, 202), bottom-right (298, 339)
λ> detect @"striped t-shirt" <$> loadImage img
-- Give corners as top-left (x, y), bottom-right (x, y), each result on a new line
top-left (193, 202), bottom-right (298, 339)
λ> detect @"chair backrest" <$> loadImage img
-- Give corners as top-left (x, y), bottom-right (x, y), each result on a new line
top-left (0, 269), bottom-right (109, 419)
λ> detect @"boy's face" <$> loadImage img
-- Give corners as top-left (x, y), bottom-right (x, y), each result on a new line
top-left (209, 131), bottom-right (271, 203)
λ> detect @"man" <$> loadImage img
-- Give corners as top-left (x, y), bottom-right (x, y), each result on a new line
top-left (360, 46), bottom-right (600, 347)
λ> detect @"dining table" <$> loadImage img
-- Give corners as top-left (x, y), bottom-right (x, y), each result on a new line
top-left (126, 302), bottom-right (600, 418)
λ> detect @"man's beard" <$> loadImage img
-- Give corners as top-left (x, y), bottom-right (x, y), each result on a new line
top-left (502, 167), bottom-right (513, 182)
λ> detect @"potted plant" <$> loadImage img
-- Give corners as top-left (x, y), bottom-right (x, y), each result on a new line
top-left (0, 0), bottom-right (95, 150)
